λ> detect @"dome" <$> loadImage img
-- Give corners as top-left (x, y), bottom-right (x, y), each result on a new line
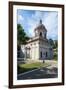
top-left (35, 20), bottom-right (47, 32)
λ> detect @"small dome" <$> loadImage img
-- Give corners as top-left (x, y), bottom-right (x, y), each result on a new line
top-left (35, 20), bottom-right (47, 32)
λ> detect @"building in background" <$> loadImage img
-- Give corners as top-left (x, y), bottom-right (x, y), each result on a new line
top-left (18, 20), bottom-right (53, 60)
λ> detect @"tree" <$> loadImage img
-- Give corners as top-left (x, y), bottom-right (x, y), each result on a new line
top-left (17, 24), bottom-right (29, 44)
top-left (53, 40), bottom-right (58, 60)
top-left (53, 40), bottom-right (58, 49)
top-left (49, 39), bottom-right (58, 49)
top-left (48, 39), bottom-right (54, 47)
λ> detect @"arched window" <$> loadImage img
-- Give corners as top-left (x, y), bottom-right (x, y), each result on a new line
top-left (40, 32), bottom-right (42, 37)
top-left (40, 51), bottom-right (42, 58)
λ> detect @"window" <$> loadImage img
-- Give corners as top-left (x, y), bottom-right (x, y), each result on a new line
top-left (40, 32), bottom-right (42, 37)
top-left (40, 52), bottom-right (42, 58)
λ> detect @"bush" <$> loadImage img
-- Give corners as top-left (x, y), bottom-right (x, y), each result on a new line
top-left (53, 53), bottom-right (58, 60)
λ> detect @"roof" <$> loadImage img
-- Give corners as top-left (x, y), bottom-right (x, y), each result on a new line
top-left (26, 36), bottom-right (48, 44)
top-left (34, 20), bottom-right (47, 32)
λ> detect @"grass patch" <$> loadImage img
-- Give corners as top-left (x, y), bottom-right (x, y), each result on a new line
top-left (17, 62), bottom-right (49, 74)
top-left (53, 52), bottom-right (58, 61)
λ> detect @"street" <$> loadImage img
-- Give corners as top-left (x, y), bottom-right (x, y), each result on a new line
top-left (17, 60), bottom-right (58, 80)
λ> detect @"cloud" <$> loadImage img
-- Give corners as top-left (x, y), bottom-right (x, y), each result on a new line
top-left (17, 10), bottom-right (58, 40)
top-left (42, 12), bottom-right (58, 39)
top-left (17, 14), bottom-right (24, 23)
top-left (25, 11), bottom-right (47, 36)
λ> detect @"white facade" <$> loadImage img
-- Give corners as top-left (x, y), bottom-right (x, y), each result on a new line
top-left (20, 20), bottom-right (53, 60)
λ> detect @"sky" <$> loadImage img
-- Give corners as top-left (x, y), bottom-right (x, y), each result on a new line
top-left (17, 9), bottom-right (58, 40)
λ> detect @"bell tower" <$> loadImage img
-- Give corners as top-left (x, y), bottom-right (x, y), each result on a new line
top-left (34, 20), bottom-right (47, 39)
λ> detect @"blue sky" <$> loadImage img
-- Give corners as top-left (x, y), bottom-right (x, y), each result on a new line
top-left (17, 9), bottom-right (58, 40)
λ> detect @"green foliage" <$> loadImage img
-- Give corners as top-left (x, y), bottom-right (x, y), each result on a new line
top-left (53, 40), bottom-right (58, 49)
top-left (17, 62), bottom-right (50, 74)
top-left (17, 24), bottom-right (29, 44)
top-left (53, 53), bottom-right (58, 60)
top-left (49, 39), bottom-right (58, 60)
top-left (20, 62), bottom-right (44, 68)
top-left (49, 39), bottom-right (54, 46)
top-left (49, 39), bottom-right (58, 49)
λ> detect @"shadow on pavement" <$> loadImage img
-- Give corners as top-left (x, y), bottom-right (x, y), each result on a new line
top-left (17, 67), bottom-right (58, 80)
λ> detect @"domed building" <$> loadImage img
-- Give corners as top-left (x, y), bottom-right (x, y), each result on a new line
top-left (20, 20), bottom-right (53, 61)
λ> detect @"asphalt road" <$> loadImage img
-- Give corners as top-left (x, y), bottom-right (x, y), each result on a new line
top-left (17, 63), bottom-right (58, 80)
